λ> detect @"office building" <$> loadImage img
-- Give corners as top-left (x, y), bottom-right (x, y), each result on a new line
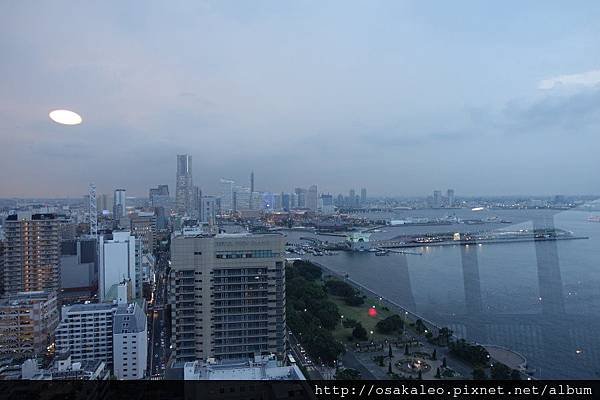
top-left (447, 189), bottom-right (455, 207)
top-left (176, 155), bottom-right (194, 214)
top-left (113, 189), bottom-right (126, 220)
top-left (306, 185), bottom-right (318, 211)
top-left (112, 302), bottom-right (148, 380)
top-left (129, 211), bottom-right (157, 253)
top-left (319, 194), bottom-right (335, 214)
top-left (3, 212), bottom-right (60, 294)
top-left (294, 188), bottom-right (306, 208)
top-left (97, 193), bottom-right (112, 214)
top-left (169, 233), bottom-right (286, 362)
top-left (281, 193), bottom-right (291, 211)
top-left (200, 196), bottom-right (217, 226)
top-left (59, 238), bottom-right (98, 301)
top-left (55, 302), bottom-right (116, 366)
top-left (149, 185), bottom-right (171, 216)
top-left (219, 179), bottom-right (235, 212)
top-left (433, 190), bottom-right (442, 208)
top-left (360, 188), bottom-right (367, 205)
top-left (98, 232), bottom-right (141, 301)
top-left (0, 291), bottom-right (59, 357)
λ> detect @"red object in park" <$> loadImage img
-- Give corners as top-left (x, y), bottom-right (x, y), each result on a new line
top-left (368, 307), bottom-right (377, 317)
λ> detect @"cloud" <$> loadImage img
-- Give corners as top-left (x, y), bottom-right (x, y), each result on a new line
top-left (538, 69), bottom-right (600, 90)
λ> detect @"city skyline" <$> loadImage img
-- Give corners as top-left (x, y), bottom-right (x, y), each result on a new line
top-left (1, 1), bottom-right (600, 197)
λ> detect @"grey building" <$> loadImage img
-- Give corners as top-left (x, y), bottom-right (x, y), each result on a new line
top-left (176, 155), bottom-right (193, 215)
top-left (113, 189), bottom-right (126, 220)
top-left (113, 302), bottom-right (148, 380)
top-left (169, 233), bottom-right (286, 362)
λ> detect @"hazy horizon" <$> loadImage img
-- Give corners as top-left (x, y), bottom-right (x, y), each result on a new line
top-left (1, 1), bottom-right (599, 197)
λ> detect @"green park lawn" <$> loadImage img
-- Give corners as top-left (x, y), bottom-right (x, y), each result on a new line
top-left (330, 294), bottom-right (401, 343)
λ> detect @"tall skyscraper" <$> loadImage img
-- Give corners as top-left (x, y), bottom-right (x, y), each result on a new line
top-left (249, 171), bottom-right (255, 210)
top-left (433, 190), bottom-right (442, 208)
top-left (360, 188), bottom-right (367, 205)
top-left (219, 178), bottom-right (235, 212)
top-left (294, 188), bottom-right (306, 208)
top-left (306, 185), bottom-right (318, 211)
top-left (200, 196), bottom-right (217, 226)
top-left (447, 189), bottom-right (455, 207)
top-left (113, 189), bottom-right (126, 220)
top-left (3, 212), bottom-right (60, 294)
top-left (169, 233), bottom-right (286, 362)
top-left (176, 155), bottom-right (193, 214)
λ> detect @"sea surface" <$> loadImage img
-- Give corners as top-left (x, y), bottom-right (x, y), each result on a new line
top-left (283, 208), bottom-right (600, 379)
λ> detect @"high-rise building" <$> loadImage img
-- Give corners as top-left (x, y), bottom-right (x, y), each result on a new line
top-left (294, 188), bottom-right (306, 208)
top-left (112, 302), bottom-right (148, 380)
top-left (447, 189), bottom-right (455, 207)
top-left (3, 212), bottom-right (60, 294)
top-left (97, 193), bottom-right (112, 214)
top-left (98, 232), bottom-right (141, 301)
top-left (0, 291), bottom-right (59, 357)
top-left (219, 179), bottom-right (235, 212)
top-left (59, 238), bottom-right (98, 302)
top-left (281, 193), bottom-right (291, 211)
top-left (306, 185), bottom-right (318, 211)
top-left (360, 188), bottom-right (367, 205)
top-left (433, 190), bottom-right (442, 208)
top-left (200, 196), bottom-right (217, 226)
top-left (113, 189), bottom-right (126, 221)
top-left (169, 233), bottom-right (286, 362)
top-left (130, 211), bottom-right (157, 253)
top-left (176, 155), bottom-right (193, 214)
top-left (319, 194), bottom-right (335, 214)
top-left (149, 185), bottom-right (170, 210)
top-left (249, 171), bottom-right (255, 210)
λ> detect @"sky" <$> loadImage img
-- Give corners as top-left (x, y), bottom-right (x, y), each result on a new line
top-left (1, 1), bottom-right (599, 198)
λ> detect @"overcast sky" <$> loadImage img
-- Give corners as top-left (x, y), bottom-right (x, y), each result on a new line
top-left (1, 1), bottom-right (599, 198)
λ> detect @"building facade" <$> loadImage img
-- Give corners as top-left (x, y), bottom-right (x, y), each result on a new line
top-left (169, 233), bottom-right (286, 362)
top-left (98, 232), bottom-right (141, 301)
top-left (3, 212), bottom-right (60, 294)
top-left (176, 155), bottom-right (193, 214)
top-left (55, 303), bottom-right (115, 366)
top-left (112, 302), bottom-right (148, 380)
top-left (0, 291), bottom-right (59, 357)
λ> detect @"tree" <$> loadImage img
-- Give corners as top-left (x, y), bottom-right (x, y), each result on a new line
top-left (388, 361), bottom-right (393, 374)
top-left (472, 368), bottom-right (486, 380)
top-left (388, 343), bottom-right (393, 358)
top-left (435, 367), bottom-right (441, 378)
top-left (490, 363), bottom-right (511, 380)
top-left (417, 370), bottom-right (422, 380)
top-left (431, 349), bottom-right (437, 360)
top-left (375, 315), bottom-right (404, 334)
top-left (335, 368), bottom-right (361, 380)
top-left (442, 357), bottom-right (447, 368)
top-left (415, 319), bottom-right (426, 333)
top-left (404, 343), bottom-right (409, 355)
top-left (352, 323), bottom-right (368, 340)
top-left (510, 369), bottom-right (522, 380)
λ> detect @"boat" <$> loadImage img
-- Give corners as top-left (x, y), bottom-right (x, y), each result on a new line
top-left (375, 250), bottom-right (389, 256)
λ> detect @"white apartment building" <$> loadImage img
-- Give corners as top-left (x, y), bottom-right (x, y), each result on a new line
top-left (98, 231), bottom-right (142, 301)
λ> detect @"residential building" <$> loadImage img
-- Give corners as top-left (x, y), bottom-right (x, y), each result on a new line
top-left (112, 302), bottom-right (148, 380)
top-left (55, 302), bottom-right (115, 366)
top-left (3, 212), bottom-right (60, 294)
top-left (169, 233), bottom-right (286, 362)
top-left (0, 291), bottom-right (59, 357)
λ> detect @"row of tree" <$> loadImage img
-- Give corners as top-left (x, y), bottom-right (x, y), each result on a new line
top-left (286, 261), bottom-right (345, 365)
top-left (324, 279), bottom-right (365, 306)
